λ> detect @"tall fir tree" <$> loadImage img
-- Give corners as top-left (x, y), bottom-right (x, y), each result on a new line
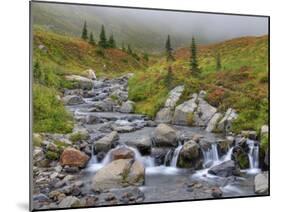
top-left (190, 36), bottom-right (199, 75)
top-left (89, 32), bottom-right (95, 45)
top-left (108, 34), bottom-right (116, 48)
top-left (164, 66), bottom-right (174, 89)
top-left (98, 25), bottom-right (107, 48)
top-left (165, 35), bottom-right (174, 61)
top-left (216, 52), bottom-right (222, 71)
top-left (81, 21), bottom-right (88, 40)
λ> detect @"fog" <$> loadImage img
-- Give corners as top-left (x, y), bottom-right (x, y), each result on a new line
top-left (32, 2), bottom-right (268, 50)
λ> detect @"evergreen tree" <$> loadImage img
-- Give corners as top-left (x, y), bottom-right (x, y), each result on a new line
top-left (127, 44), bottom-right (133, 55)
top-left (98, 25), bottom-right (107, 48)
top-left (190, 36), bottom-right (199, 75)
top-left (81, 21), bottom-right (88, 40)
top-left (216, 52), bottom-right (222, 71)
top-left (108, 34), bottom-right (116, 48)
top-left (165, 35), bottom-right (174, 61)
top-left (89, 32), bottom-right (95, 45)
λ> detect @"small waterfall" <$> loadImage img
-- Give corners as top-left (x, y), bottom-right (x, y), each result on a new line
top-left (170, 145), bottom-right (183, 167)
top-left (164, 149), bottom-right (172, 166)
top-left (202, 143), bottom-right (220, 167)
top-left (222, 147), bottom-right (234, 162)
top-left (90, 144), bottom-right (98, 164)
top-left (247, 139), bottom-right (259, 169)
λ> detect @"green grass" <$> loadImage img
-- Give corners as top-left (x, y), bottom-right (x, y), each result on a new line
top-left (33, 84), bottom-right (73, 133)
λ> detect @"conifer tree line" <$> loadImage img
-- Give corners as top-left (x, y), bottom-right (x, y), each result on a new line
top-left (81, 21), bottom-right (117, 49)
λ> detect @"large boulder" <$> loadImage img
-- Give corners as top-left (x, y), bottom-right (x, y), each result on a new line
top-left (217, 108), bottom-right (238, 133)
top-left (153, 124), bottom-right (177, 147)
top-left (65, 75), bottom-right (93, 90)
top-left (86, 69), bottom-right (96, 80)
top-left (172, 94), bottom-right (197, 125)
top-left (178, 140), bottom-right (202, 169)
top-left (254, 172), bottom-right (268, 194)
top-left (62, 95), bottom-right (84, 105)
top-left (206, 113), bottom-right (222, 132)
top-left (111, 147), bottom-right (135, 160)
top-left (60, 147), bottom-right (90, 168)
top-left (193, 98), bottom-right (217, 127)
top-left (125, 137), bottom-right (152, 155)
top-left (208, 160), bottom-right (238, 177)
top-left (155, 108), bottom-right (173, 124)
top-left (92, 159), bottom-right (144, 191)
top-left (120, 101), bottom-right (135, 113)
top-left (94, 131), bottom-right (119, 153)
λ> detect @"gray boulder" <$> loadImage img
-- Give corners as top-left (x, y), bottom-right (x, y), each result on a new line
top-left (155, 108), bottom-right (173, 124)
top-left (94, 131), bottom-right (119, 153)
top-left (125, 136), bottom-right (152, 155)
top-left (173, 94), bottom-right (198, 125)
top-left (217, 108), bottom-right (238, 133)
top-left (164, 85), bottom-right (185, 108)
top-left (153, 124), bottom-right (177, 147)
top-left (178, 140), bottom-right (202, 169)
top-left (193, 98), bottom-right (217, 127)
top-left (91, 159), bottom-right (144, 191)
top-left (206, 113), bottom-right (222, 132)
top-left (254, 172), bottom-right (269, 194)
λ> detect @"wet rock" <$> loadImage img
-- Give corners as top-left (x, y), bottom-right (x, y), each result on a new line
top-left (211, 187), bottom-right (223, 198)
top-left (206, 113), bottom-right (222, 132)
top-left (105, 193), bottom-right (116, 201)
top-left (65, 75), bottom-right (93, 90)
top-left (125, 137), bottom-right (152, 155)
top-left (153, 124), bottom-right (177, 147)
top-left (94, 131), bottom-right (119, 153)
top-left (92, 159), bottom-right (144, 191)
top-left (111, 147), bottom-right (135, 160)
top-left (254, 172), bottom-right (269, 194)
top-left (62, 95), bottom-right (84, 105)
top-left (59, 196), bottom-right (81, 208)
top-left (113, 125), bottom-right (135, 133)
top-left (85, 195), bottom-right (99, 206)
top-left (208, 160), bottom-right (238, 177)
top-left (217, 139), bottom-right (232, 157)
top-left (178, 140), bottom-right (202, 169)
top-left (232, 146), bottom-right (250, 169)
top-left (60, 147), bottom-right (90, 168)
top-left (120, 100), bottom-right (135, 113)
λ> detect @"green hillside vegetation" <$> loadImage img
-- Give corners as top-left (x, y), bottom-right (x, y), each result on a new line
top-left (129, 35), bottom-right (268, 132)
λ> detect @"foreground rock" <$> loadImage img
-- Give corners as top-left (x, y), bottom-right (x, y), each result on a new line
top-left (65, 75), bottom-right (93, 90)
top-left (111, 147), bottom-right (135, 160)
top-left (153, 124), bottom-right (177, 147)
top-left (254, 172), bottom-right (269, 194)
top-left (208, 160), bottom-right (239, 177)
top-left (92, 159), bottom-right (144, 191)
top-left (94, 131), bottom-right (119, 153)
top-left (60, 147), bottom-right (90, 168)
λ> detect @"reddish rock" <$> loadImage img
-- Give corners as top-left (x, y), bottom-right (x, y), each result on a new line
top-left (111, 147), bottom-right (135, 161)
top-left (60, 147), bottom-right (89, 168)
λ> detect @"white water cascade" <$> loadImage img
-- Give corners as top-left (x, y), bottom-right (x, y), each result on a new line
top-left (246, 139), bottom-right (260, 173)
top-left (170, 145), bottom-right (183, 167)
top-left (202, 143), bottom-right (220, 167)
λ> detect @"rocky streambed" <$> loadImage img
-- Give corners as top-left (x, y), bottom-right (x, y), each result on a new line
top-left (32, 73), bottom-right (269, 210)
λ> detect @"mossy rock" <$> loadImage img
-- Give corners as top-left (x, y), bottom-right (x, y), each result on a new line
top-left (33, 133), bottom-right (43, 147)
top-left (237, 152), bottom-right (249, 169)
top-left (177, 156), bottom-right (193, 169)
top-left (46, 151), bottom-right (59, 160)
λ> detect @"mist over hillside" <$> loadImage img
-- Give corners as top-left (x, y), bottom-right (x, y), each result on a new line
top-left (31, 2), bottom-right (268, 52)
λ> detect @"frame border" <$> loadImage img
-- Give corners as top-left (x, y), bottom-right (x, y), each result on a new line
top-left (29, 1), bottom-right (270, 211)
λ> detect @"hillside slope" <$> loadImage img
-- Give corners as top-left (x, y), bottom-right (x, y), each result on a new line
top-left (129, 35), bottom-right (268, 132)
